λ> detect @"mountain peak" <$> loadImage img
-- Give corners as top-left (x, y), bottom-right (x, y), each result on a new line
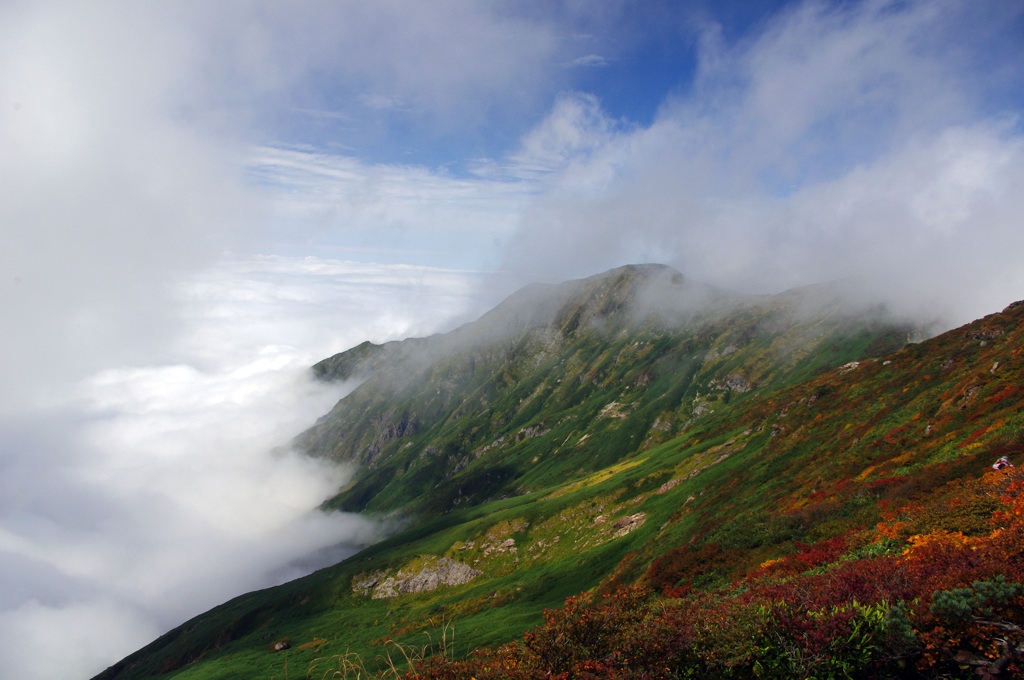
top-left (300, 265), bottom-right (911, 516)
top-left (467, 263), bottom-right (733, 345)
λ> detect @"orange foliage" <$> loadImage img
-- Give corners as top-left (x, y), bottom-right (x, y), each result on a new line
top-left (416, 468), bottom-right (1024, 680)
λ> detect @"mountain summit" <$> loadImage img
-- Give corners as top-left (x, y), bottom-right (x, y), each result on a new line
top-left (300, 265), bottom-right (905, 516)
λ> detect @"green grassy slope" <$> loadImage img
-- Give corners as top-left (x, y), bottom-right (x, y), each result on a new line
top-left (299, 265), bottom-right (909, 518)
top-left (93, 274), bottom-right (1024, 680)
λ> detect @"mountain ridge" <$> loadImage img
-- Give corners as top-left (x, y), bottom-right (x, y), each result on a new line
top-left (298, 264), bottom-right (908, 517)
top-left (92, 267), bottom-right (1024, 680)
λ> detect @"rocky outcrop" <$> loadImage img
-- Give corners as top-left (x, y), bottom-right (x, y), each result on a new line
top-left (366, 411), bottom-right (416, 466)
top-left (724, 374), bottom-right (751, 393)
top-left (599, 402), bottom-right (633, 419)
top-left (515, 424), bottom-right (551, 441)
top-left (352, 557), bottom-right (482, 600)
top-left (611, 512), bottom-right (646, 538)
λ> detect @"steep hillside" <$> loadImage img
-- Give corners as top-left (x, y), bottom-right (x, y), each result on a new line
top-left (413, 298), bottom-right (1024, 679)
top-left (299, 264), bottom-right (908, 517)
top-left (93, 269), bottom-right (1024, 680)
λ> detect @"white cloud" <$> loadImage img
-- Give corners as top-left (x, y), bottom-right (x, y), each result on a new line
top-left (0, 0), bottom-right (574, 407)
top-left (250, 147), bottom-right (536, 267)
top-left (179, 0), bottom-right (566, 135)
top-left (0, 597), bottom-right (161, 680)
top-left (0, 256), bottom-right (490, 680)
top-left (500, 0), bottom-right (1024, 325)
top-left (0, 1), bottom-right (258, 410)
top-left (505, 92), bottom-right (622, 181)
top-left (569, 54), bottom-right (610, 68)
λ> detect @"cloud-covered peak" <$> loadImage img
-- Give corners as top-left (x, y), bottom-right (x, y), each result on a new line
top-left (499, 0), bottom-right (1024, 327)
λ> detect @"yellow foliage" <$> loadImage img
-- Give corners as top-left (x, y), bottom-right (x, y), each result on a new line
top-left (903, 530), bottom-right (979, 555)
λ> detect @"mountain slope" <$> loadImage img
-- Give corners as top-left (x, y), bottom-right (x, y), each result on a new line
top-left (299, 264), bottom-right (908, 517)
top-left (93, 268), bottom-right (1024, 680)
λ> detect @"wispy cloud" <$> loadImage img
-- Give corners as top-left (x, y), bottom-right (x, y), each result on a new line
top-left (358, 93), bottom-right (407, 111)
top-left (569, 54), bottom-right (610, 68)
top-left (250, 146), bottom-right (536, 267)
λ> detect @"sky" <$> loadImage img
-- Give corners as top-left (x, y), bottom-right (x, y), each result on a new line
top-left (2, 1), bottom-right (1024, 677)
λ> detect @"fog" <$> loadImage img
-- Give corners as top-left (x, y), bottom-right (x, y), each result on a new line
top-left (0, 2), bottom-right (528, 675)
top-left (0, 258), bottom-right (488, 679)
top-left (498, 0), bottom-right (1024, 327)
top-left (2, 1), bottom-right (1023, 678)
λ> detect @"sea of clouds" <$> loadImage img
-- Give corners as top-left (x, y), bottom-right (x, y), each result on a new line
top-left (0, 257), bottom-right (491, 680)
top-left (3, 2), bottom-right (1023, 677)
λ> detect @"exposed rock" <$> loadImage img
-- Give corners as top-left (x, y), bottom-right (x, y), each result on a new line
top-left (351, 570), bottom-right (386, 596)
top-left (650, 417), bottom-right (672, 432)
top-left (369, 557), bottom-right (481, 599)
top-left (703, 344), bottom-right (738, 364)
top-left (686, 448), bottom-right (734, 479)
top-left (374, 412), bottom-right (414, 438)
top-left (611, 513), bottom-right (646, 538)
top-left (958, 386), bottom-right (981, 411)
top-left (656, 478), bottom-right (682, 494)
top-left (472, 437), bottom-right (507, 459)
top-left (483, 538), bottom-right (518, 557)
top-left (599, 402), bottom-right (632, 419)
top-left (724, 374), bottom-right (751, 393)
top-left (692, 400), bottom-right (713, 417)
top-left (516, 424), bottom-right (551, 441)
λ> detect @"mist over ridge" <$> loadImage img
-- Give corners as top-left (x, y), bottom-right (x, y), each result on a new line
top-left (89, 256), bottom-right (1024, 680)
top-left (298, 262), bottom-right (919, 525)
top-left (2, 0), bottom-right (1024, 677)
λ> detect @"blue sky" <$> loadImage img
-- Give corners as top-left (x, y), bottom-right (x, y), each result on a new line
top-left (4, 0), bottom-right (1024, 315)
top-left (3, 1), bottom-right (1024, 677)
top-left (230, 0), bottom-right (1024, 312)
top-left (260, 1), bottom-right (794, 164)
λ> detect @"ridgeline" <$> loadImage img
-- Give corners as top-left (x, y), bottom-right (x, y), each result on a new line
top-left (95, 266), bottom-right (1024, 680)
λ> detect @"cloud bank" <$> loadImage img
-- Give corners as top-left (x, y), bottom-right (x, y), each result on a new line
top-left (0, 3), bottom-right (548, 675)
top-left (0, 258), bottom-right (487, 680)
top-left (499, 0), bottom-right (1024, 326)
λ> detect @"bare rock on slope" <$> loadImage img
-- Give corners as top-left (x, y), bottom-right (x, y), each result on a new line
top-left (368, 557), bottom-right (482, 599)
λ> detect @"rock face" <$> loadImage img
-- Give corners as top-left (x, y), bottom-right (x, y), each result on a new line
top-left (352, 557), bottom-right (482, 599)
